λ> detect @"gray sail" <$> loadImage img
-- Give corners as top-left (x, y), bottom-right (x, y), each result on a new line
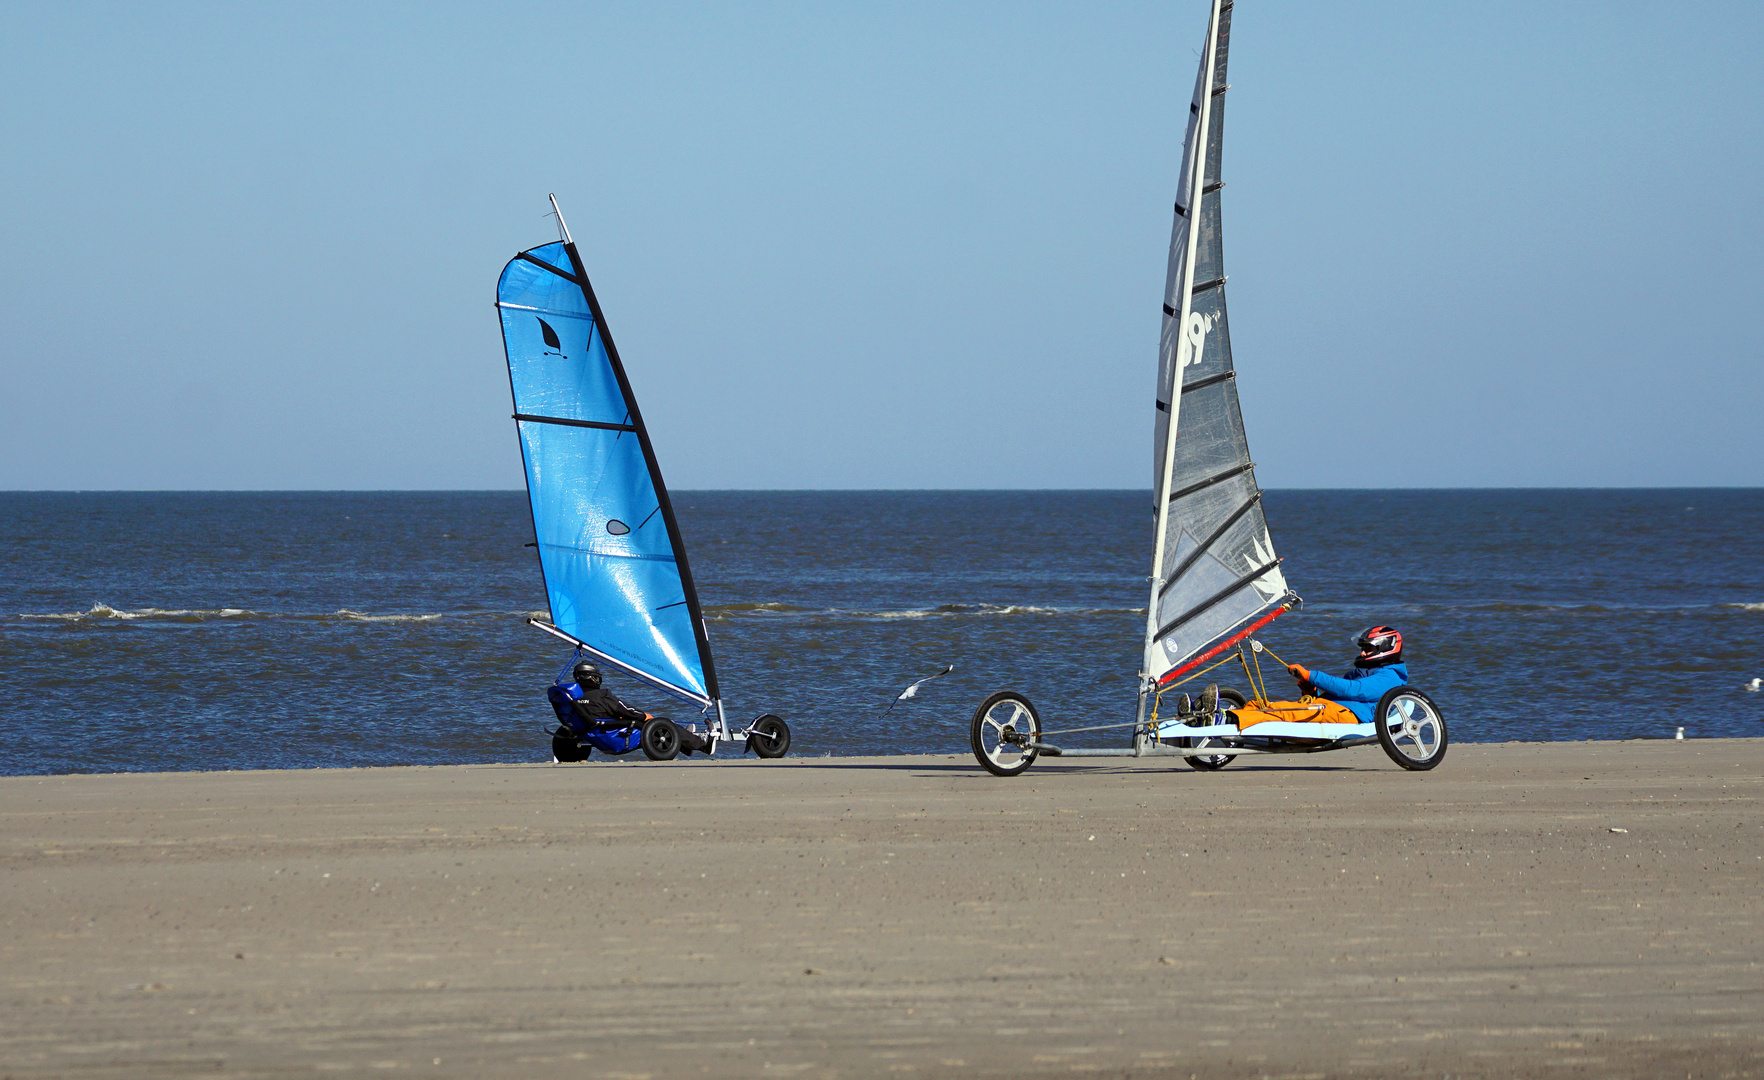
top-left (1142, 0), bottom-right (1295, 694)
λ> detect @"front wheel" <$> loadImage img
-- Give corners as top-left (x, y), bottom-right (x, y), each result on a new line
top-left (748, 715), bottom-right (790, 759)
top-left (1181, 687), bottom-right (1246, 771)
top-left (641, 717), bottom-right (681, 761)
top-left (971, 691), bottom-right (1041, 777)
top-left (1374, 687), bottom-right (1447, 770)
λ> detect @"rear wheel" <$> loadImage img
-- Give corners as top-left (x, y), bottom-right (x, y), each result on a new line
top-left (1181, 688), bottom-right (1246, 771)
top-left (552, 727), bottom-right (587, 763)
top-left (1374, 687), bottom-right (1447, 770)
top-left (748, 715), bottom-right (790, 758)
top-left (971, 692), bottom-right (1041, 777)
top-left (641, 718), bottom-right (681, 761)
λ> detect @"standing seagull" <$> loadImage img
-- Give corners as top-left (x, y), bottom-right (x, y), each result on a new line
top-left (1747, 678), bottom-right (1762, 692)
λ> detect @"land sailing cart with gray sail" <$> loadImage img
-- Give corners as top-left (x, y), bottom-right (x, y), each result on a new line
top-left (970, 0), bottom-right (1446, 776)
top-left (497, 196), bottom-right (789, 762)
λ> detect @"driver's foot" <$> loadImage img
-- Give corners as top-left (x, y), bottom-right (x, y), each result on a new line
top-left (1197, 684), bottom-right (1218, 716)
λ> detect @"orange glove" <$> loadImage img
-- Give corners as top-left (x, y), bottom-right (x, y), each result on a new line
top-left (1288, 663), bottom-right (1310, 681)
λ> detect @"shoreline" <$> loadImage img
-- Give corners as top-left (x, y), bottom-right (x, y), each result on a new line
top-left (0, 731), bottom-right (1727, 781)
top-left (5, 740), bottom-right (1761, 1078)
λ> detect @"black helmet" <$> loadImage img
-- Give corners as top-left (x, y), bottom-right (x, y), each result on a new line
top-left (572, 661), bottom-right (602, 689)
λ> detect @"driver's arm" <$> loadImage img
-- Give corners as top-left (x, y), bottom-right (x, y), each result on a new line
top-left (603, 694), bottom-right (650, 724)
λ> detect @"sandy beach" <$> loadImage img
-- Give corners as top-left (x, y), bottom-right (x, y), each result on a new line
top-left (4, 740), bottom-right (1761, 1079)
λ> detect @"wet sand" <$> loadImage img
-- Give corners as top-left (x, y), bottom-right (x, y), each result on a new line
top-left (3, 740), bottom-right (1761, 1079)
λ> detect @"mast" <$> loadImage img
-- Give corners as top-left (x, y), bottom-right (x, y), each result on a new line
top-left (1137, 0), bottom-right (1224, 730)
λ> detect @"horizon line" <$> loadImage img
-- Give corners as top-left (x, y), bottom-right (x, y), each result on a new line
top-left (4, 485), bottom-right (1762, 495)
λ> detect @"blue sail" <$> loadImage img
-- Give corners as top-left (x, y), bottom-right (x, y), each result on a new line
top-left (497, 240), bottom-right (717, 705)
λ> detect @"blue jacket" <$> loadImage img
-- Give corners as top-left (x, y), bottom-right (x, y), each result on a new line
top-left (1304, 662), bottom-right (1408, 723)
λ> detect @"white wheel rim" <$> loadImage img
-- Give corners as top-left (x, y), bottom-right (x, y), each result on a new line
top-left (981, 701), bottom-right (1032, 767)
top-left (1383, 695), bottom-right (1440, 761)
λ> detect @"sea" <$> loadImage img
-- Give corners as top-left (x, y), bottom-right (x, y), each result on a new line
top-left (2, 490), bottom-right (1761, 776)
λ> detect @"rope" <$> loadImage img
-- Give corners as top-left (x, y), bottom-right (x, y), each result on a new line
top-left (1250, 645), bottom-right (1272, 704)
top-left (1250, 639), bottom-right (1295, 668)
top-left (1149, 650), bottom-right (1243, 726)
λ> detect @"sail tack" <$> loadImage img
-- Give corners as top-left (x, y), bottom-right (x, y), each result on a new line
top-left (497, 240), bottom-right (717, 705)
top-left (1144, 0), bottom-right (1294, 689)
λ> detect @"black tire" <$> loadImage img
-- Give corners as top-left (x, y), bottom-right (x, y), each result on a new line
top-left (1374, 687), bottom-right (1447, 771)
top-left (971, 691), bottom-right (1041, 777)
top-left (641, 717), bottom-right (681, 761)
top-left (1181, 687), bottom-right (1246, 770)
top-left (552, 727), bottom-right (587, 763)
top-left (748, 715), bottom-right (790, 758)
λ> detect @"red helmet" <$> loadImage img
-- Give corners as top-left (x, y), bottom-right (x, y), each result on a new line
top-left (1355, 625), bottom-right (1403, 664)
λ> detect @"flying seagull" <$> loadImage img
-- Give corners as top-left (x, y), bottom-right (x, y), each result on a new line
top-left (883, 664), bottom-right (955, 716)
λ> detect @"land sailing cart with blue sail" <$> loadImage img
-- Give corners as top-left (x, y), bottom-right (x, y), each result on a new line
top-left (498, 196), bottom-right (789, 763)
top-left (969, 0), bottom-right (1447, 776)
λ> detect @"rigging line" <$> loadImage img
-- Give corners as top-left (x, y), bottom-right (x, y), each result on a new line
top-left (516, 251), bottom-right (580, 285)
top-left (1237, 649), bottom-right (1261, 704)
top-left (655, 600), bottom-right (689, 611)
top-left (1153, 556), bottom-right (1283, 643)
top-left (1157, 491), bottom-right (1263, 600)
top-left (636, 506), bottom-right (662, 529)
top-left (1164, 461), bottom-right (1256, 506)
top-left (1153, 650), bottom-right (1240, 701)
top-left (1248, 642), bottom-right (1270, 704)
top-left (513, 413), bottom-right (637, 433)
top-left (1159, 604), bottom-right (1289, 687)
top-left (1251, 639), bottom-right (1294, 668)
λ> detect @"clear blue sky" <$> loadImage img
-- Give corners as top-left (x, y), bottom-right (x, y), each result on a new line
top-left (2, 2), bottom-right (1759, 490)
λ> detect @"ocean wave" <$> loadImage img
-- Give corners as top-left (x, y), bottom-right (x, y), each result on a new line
top-left (704, 601), bottom-right (1144, 621)
top-left (1454, 602), bottom-right (1616, 614)
top-left (18, 603), bottom-right (258, 622)
top-left (329, 609), bottom-right (443, 623)
top-left (13, 604), bottom-right (523, 625)
top-left (1450, 601), bottom-right (1764, 616)
top-left (701, 601), bottom-right (816, 615)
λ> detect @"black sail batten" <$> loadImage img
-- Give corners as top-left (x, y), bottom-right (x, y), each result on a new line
top-left (1153, 557), bottom-right (1283, 643)
top-left (557, 241), bottom-right (721, 702)
top-left (1165, 461), bottom-right (1255, 505)
top-left (1180, 370), bottom-right (1235, 395)
top-left (1157, 490), bottom-right (1263, 600)
top-left (512, 412), bottom-right (637, 433)
top-left (516, 251), bottom-right (580, 284)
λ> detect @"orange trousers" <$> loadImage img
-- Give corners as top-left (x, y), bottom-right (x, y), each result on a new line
top-left (1229, 697), bottom-right (1360, 729)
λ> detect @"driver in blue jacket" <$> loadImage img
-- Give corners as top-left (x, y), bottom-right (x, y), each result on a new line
top-left (1283, 625), bottom-right (1409, 723)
